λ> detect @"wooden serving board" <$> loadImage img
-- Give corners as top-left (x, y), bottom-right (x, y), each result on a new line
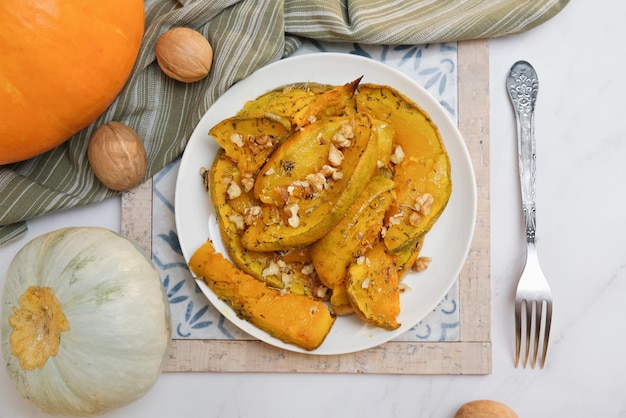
top-left (122, 39), bottom-right (491, 375)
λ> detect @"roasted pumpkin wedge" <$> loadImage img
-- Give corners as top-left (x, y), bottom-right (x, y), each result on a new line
top-left (346, 243), bottom-right (401, 330)
top-left (208, 116), bottom-right (289, 176)
top-left (311, 174), bottom-right (395, 289)
top-left (208, 152), bottom-right (327, 299)
top-left (189, 240), bottom-right (336, 351)
top-left (356, 84), bottom-right (452, 254)
top-left (291, 77), bottom-right (361, 128)
top-left (237, 85), bottom-right (323, 131)
top-left (242, 113), bottom-right (379, 251)
top-left (383, 153), bottom-right (451, 254)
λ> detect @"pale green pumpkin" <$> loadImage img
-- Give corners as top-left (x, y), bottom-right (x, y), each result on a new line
top-left (1, 227), bottom-right (171, 417)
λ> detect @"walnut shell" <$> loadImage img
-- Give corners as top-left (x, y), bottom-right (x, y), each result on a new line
top-left (88, 122), bottom-right (147, 191)
top-left (155, 27), bottom-right (213, 83)
top-left (455, 400), bottom-right (518, 418)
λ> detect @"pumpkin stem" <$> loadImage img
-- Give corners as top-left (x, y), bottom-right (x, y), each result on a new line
top-left (8, 286), bottom-right (70, 371)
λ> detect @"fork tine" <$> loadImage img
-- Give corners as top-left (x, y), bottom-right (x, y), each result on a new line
top-left (531, 300), bottom-right (543, 368)
top-left (540, 301), bottom-right (553, 368)
top-left (514, 301), bottom-right (522, 367)
top-left (523, 299), bottom-right (532, 368)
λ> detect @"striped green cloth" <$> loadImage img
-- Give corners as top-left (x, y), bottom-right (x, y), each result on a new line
top-left (0, 0), bottom-right (569, 245)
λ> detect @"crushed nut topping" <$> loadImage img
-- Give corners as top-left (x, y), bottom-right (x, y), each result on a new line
top-left (301, 263), bottom-right (315, 275)
top-left (328, 144), bottom-right (344, 167)
top-left (414, 193), bottom-right (434, 216)
top-left (409, 211), bottom-right (422, 226)
top-left (226, 180), bottom-right (241, 200)
top-left (306, 172), bottom-right (326, 191)
top-left (356, 256), bottom-right (371, 266)
top-left (228, 213), bottom-right (245, 230)
top-left (230, 133), bottom-right (244, 147)
top-left (413, 256), bottom-right (432, 272)
top-left (244, 205), bottom-right (262, 226)
top-left (247, 134), bottom-right (273, 154)
top-left (390, 144), bottom-right (405, 164)
top-left (284, 203), bottom-right (300, 228)
top-left (315, 286), bottom-right (329, 299)
top-left (331, 122), bottom-right (354, 148)
top-left (241, 173), bottom-right (254, 192)
top-left (262, 260), bottom-right (281, 278)
top-left (388, 211), bottom-right (404, 225)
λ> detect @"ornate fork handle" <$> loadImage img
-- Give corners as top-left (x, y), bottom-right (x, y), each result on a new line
top-left (507, 61), bottom-right (539, 245)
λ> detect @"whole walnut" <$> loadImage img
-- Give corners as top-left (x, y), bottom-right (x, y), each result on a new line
top-left (155, 27), bottom-right (213, 83)
top-left (88, 122), bottom-right (147, 191)
top-left (455, 400), bottom-right (518, 418)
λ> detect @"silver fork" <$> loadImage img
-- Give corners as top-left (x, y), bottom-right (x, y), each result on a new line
top-left (507, 60), bottom-right (553, 369)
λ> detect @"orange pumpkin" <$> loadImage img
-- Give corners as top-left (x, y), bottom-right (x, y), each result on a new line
top-left (0, 0), bottom-right (145, 165)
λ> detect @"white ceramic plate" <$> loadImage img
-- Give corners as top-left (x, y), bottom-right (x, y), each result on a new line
top-left (175, 53), bottom-right (476, 355)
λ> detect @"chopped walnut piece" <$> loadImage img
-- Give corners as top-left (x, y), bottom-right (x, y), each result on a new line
top-left (315, 286), bottom-right (329, 299)
top-left (413, 256), bottom-right (432, 272)
top-left (247, 134), bottom-right (273, 154)
top-left (328, 144), bottom-right (344, 167)
top-left (408, 211), bottom-right (421, 226)
top-left (228, 213), bottom-right (245, 230)
top-left (244, 205), bottom-right (262, 226)
top-left (241, 173), bottom-right (254, 192)
top-left (301, 263), bottom-right (315, 275)
top-left (388, 211), bottom-right (404, 225)
top-left (306, 172), bottom-right (326, 191)
top-left (284, 203), bottom-right (300, 228)
top-left (262, 260), bottom-right (280, 278)
top-left (414, 193), bottom-right (434, 216)
top-left (226, 181), bottom-right (241, 200)
top-left (319, 164), bottom-right (335, 177)
top-left (331, 122), bottom-right (354, 148)
top-left (390, 144), bottom-right (405, 164)
top-left (230, 133), bottom-right (244, 147)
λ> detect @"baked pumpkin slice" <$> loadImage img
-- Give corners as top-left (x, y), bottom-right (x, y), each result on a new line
top-left (237, 85), bottom-right (322, 131)
top-left (208, 116), bottom-right (289, 176)
top-left (310, 173), bottom-right (395, 290)
top-left (242, 113), bottom-right (379, 251)
top-left (356, 84), bottom-right (452, 254)
top-left (189, 240), bottom-right (335, 351)
top-left (290, 77), bottom-right (361, 129)
top-left (346, 242), bottom-right (401, 330)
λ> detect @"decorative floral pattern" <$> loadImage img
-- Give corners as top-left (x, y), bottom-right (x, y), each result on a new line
top-left (152, 41), bottom-right (459, 343)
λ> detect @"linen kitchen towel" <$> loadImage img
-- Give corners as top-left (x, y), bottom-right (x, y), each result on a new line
top-left (0, 0), bottom-right (569, 244)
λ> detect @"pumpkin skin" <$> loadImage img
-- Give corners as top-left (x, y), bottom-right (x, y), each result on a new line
top-left (1, 227), bottom-right (171, 417)
top-left (0, 0), bottom-right (145, 164)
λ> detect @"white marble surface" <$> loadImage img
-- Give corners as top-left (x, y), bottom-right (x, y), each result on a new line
top-left (2, 0), bottom-right (626, 416)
